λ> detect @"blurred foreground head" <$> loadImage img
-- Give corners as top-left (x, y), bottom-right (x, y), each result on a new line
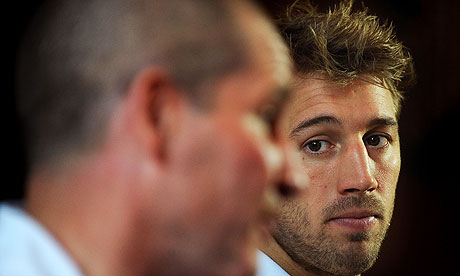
top-left (15, 0), bottom-right (300, 275)
top-left (258, 0), bottom-right (414, 276)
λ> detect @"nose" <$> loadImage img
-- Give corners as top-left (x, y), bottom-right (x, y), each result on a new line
top-left (337, 140), bottom-right (378, 195)
top-left (242, 114), bottom-right (307, 199)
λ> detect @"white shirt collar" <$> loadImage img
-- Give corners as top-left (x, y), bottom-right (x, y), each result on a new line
top-left (0, 203), bottom-right (84, 276)
top-left (255, 250), bottom-right (290, 276)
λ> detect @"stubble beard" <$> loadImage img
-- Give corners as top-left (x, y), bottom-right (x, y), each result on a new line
top-left (273, 196), bottom-right (394, 276)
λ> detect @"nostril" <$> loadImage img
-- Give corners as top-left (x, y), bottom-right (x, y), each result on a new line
top-left (366, 187), bottom-right (376, 193)
top-left (344, 188), bottom-right (361, 193)
top-left (343, 187), bottom-right (376, 194)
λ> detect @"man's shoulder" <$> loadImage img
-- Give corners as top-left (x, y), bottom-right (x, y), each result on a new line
top-left (0, 203), bottom-right (83, 276)
top-left (255, 250), bottom-right (290, 276)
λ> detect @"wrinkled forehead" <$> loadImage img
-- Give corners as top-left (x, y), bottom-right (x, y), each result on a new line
top-left (281, 74), bottom-right (397, 133)
top-left (293, 73), bottom-right (400, 112)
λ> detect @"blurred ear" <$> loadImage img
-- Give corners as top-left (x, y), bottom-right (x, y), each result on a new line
top-left (124, 67), bottom-right (185, 163)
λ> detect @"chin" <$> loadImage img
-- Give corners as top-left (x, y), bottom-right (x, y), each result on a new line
top-left (217, 232), bottom-right (258, 276)
top-left (329, 239), bottom-right (381, 275)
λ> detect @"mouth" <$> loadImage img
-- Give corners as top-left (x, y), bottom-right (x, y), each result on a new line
top-left (327, 210), bottom-right (382, 232)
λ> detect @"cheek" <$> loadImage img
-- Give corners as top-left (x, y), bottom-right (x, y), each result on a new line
top-left (200, 132), bottom-right (269, 209)
top-left (301, 156), bottom-right (337, 192)
top-left (296, 160), bottom-right (337, 221)
top-left (218, 129), bottom-right (269, 205)
top-left (166, 126), bottom-right (269, 244)
top-left (295, 193), bottom-right (322, 225)
top-left (170, 116), bottom-right (269, 226)
top-left (375, 148), bottom-right (401, 193)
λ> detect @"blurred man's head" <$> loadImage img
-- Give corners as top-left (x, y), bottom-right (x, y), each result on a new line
top-left (261, 1), bottom-right (414, 275)
top-left (16, 0), bottom-right (299, 275)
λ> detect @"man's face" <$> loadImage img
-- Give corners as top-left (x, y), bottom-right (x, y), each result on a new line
top-left (153, 6), bottom-right (297, 276)
top-left (274, 76), bottom-right (401, 275)
top-left (162, 73), bottom-right (289, 276)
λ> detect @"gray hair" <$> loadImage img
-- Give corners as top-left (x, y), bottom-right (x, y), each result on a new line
top-left (16, 0), bottom-right (247, 169)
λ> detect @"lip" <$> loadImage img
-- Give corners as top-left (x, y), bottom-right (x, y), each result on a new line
top-left (327, 210), bottom-right (380, 232)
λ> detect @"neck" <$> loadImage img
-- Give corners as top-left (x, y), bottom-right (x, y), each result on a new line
top-left (260, 235), bottom-right (311, 276)
top-left (261, 235), bottom-right (362, 276)
top-left (25, 152), bottom-right (151, 276)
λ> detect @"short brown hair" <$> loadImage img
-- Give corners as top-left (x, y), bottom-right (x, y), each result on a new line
top-left (277, 0), bottom-right (415, 116)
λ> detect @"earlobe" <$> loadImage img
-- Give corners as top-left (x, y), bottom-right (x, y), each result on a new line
top-left (126, 67), bottom-right (185, 163)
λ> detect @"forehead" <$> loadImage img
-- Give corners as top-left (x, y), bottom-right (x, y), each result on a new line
top-left (282, 76), bottom-right (397, 132)
top-left (215, 1), bottom-right (292, 110)
top-left (233, 0), bottom-right (291, 84)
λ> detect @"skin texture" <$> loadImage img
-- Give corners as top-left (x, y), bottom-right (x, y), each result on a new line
top-left (25, 1), bottom-right (304, 276)
top-left (263, 75), bottom-right (401, 276)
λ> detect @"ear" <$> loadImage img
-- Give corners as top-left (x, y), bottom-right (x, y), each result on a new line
top-left (124, 67), bottom-right (185, 163)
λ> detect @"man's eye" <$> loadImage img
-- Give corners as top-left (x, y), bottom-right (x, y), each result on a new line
top-left (303, 140), bottom-right (331, 154)
top-left (365, 135), bottom-right (389, 148)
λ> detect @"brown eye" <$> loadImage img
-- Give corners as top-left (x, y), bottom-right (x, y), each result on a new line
top-left (365, 135), bottom-right (389, 148)
top-left (303, 140), bottom-right (330, 154)
top-left (307, 141), bottom-right (322, 152)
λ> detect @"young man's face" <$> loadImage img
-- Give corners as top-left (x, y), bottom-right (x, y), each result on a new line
top-left (274, 76), bottom-right (401, 275)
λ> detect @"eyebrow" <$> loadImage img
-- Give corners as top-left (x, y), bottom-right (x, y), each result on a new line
top-left (367, 117), bottom-right (398, 128)
top-left (290, 115), bottom-right (341, 137)
top-left (289, 115), bottom-right (398, 138)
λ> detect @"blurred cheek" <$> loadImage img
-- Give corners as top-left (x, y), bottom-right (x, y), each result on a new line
top-left (216, 117), bottom-right (270, 209)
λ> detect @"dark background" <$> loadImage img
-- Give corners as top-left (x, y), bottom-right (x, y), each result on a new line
top-left (4, 0), bottom-right (460, 275)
